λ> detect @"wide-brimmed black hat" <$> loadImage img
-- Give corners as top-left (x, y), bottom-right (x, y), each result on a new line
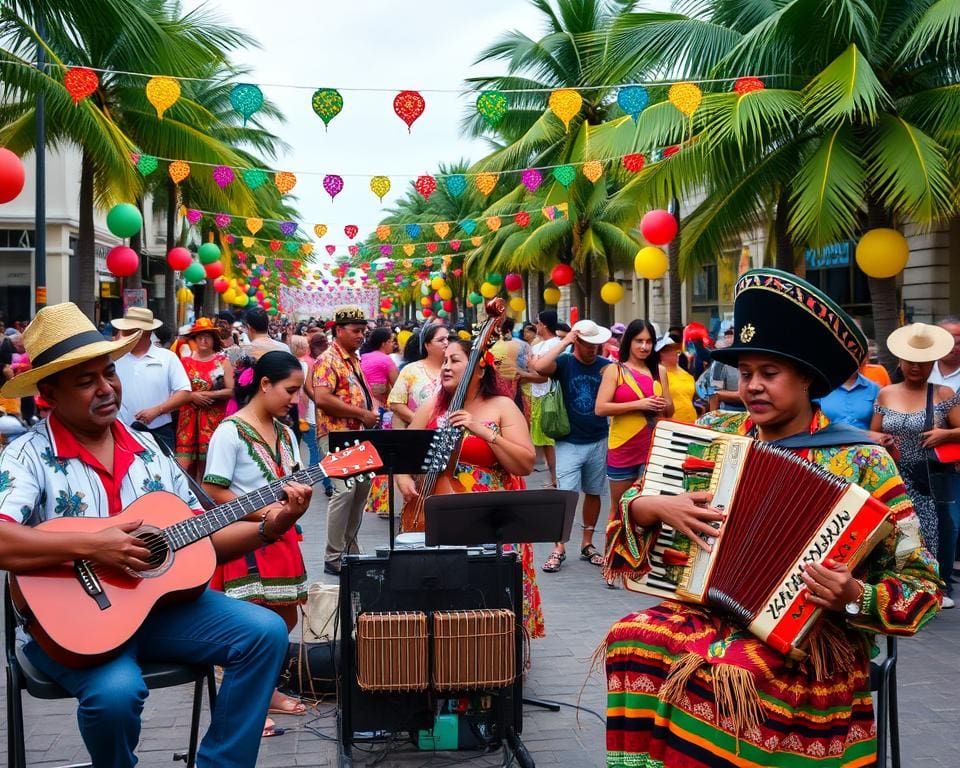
top-left (710, 268), bottom-right (866, 397)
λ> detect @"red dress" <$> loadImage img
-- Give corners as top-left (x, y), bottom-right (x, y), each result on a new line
top-left (175, 353), bottom-right (228, 464)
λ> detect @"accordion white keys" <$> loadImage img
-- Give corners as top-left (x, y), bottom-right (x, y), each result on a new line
top-left (624, 421), bottom-right (893, 660)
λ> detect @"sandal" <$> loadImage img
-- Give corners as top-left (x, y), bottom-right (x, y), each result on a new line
top-left (262, 717), bottom-right (277, 738)
top-left (541, 550), bottom-right (565, 573)
top-left (580, 544), bottom-right (604, 567)
top-left (268, 691), bottom-right (307, 716)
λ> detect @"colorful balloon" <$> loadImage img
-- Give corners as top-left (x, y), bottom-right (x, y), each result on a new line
top-left (855, 228), bottom-right (909, 278)
top-left (543, 287), bottom-right (561, 305)
top-left (106, 245), bottom-right (139, 277)
top-left (600, 281), bottom-right (624, 304)
top-left (166, 247), bottom-right (192, 271)
top-left (551, 263), bottom-right (574, 286)
top-left (106, 203), bottom-right (142, 238)
top-left (504, 273), bottom-right (523, 292)
top-left (198, 242), bottom-right (221, 264)
top-left (635, 246), bottom-right (668, 279)
top-left (640, 209), bottom-right (678, 246)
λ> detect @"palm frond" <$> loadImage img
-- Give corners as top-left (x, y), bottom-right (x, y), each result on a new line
top-left (894, 0), bottom-right (960, 67)
top-left (802, 43), bottom-right (889, 128)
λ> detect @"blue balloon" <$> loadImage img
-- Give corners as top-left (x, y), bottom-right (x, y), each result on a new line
top-left (618, 85), bottom-right (649, 122)
top-left (405, 223), bottom-right (422, 238)
top-left (459, 219), bottom-right (477, 236)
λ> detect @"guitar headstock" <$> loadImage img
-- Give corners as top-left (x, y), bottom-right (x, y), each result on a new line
top-left (421, 426), bottom-right (461, 473)
top-left (322, 440), bottom-right (383, 487)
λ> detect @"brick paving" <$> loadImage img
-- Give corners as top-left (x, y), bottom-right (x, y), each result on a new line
top-left (3, 467), bottom-right (958, 766)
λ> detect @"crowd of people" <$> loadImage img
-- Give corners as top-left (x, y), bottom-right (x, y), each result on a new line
top-left (0, 272), bottom-right (950, 767)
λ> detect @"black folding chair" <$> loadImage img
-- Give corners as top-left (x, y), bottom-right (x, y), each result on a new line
top-left (4, 576), bottom-right (217, 768)
top-left (870, 635), bottom-right (900, 768)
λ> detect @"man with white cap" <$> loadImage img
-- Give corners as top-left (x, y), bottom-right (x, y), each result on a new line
top-left (111, 307), bottom-right (191, 452)
top-left (534, 318), bottom-right (613, 572)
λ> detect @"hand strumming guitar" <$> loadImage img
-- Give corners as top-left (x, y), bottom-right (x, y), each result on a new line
top-left (89, 518), bottom-right (154, 572)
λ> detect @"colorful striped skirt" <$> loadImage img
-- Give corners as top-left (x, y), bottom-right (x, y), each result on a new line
top-left (605, 602), bottom-right (877, 768)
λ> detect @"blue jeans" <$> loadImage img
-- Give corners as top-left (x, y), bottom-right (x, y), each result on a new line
top-left (940, 475), bottom-right (960, 595)
top-left (302, 425), bottom-right (320, 468)
top-left (23, 589), bottom-right (288, 768)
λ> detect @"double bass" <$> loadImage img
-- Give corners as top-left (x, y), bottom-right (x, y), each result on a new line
top-left (400, 298), bottom-right (506, 532)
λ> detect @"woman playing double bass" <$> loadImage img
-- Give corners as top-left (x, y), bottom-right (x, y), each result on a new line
top-left (396, 339), bottom-right (545, 638)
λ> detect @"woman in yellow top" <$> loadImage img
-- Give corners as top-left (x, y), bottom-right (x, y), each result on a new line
top-left (655, 333), bottom-right (697, 422)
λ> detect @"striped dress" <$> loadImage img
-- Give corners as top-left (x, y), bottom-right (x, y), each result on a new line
top-left (603, 410), bottom-right (941, 768)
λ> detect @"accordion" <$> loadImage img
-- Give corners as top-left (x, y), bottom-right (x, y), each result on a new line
top-left (625, 421), bottom-right (893, 659)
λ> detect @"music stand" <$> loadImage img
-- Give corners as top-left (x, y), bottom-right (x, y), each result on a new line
top-left (329, 430), bottom-right (438, 550)
top-left (425, 489), bottom-right (578, 765)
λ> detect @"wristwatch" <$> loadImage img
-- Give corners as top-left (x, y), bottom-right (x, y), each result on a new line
top-left (844, 580), bottom-right (866, 617)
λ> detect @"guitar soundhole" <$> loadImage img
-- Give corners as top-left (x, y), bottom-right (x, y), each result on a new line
top-left (136, 531), bottom-right (170, 570)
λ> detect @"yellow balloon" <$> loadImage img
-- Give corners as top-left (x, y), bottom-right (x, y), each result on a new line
top-left (222, 288), bottom-right (237, 303)
top-left (233, 293), bottom-right (249, 307)
top-left (431, 276), bottom-right (445, 290)
top-left (421, 296), bottom-right (431, 307)
top-left (543, 287), bottom-right (561, 305)
top-left (548, 88), bottom-right (583, 131)
top-left (509, 296), bottom-right (526, 313)
top-left (635, 246), bottom-right (668, 279)
top-left (480, 282), bottom-right (498, 299)
top-left (855, 228), bottom-right (909, 278)
top-left (439, 286), bottom-right (453, 301)
top-left (600, 281), bottom-right (625, 304)
top-left (668, 82), bottom-right (702, 117)
top-left (145, 76), bottom-right (181, 119)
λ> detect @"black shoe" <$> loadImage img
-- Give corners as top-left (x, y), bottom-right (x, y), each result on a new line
top-left (324, 485), bottom-right (334, 498)
top-left (323, 562), bottom-right (341, 577)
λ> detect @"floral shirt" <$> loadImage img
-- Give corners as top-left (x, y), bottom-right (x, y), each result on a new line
top-left (387, 360), bottom-right (440, 422)
top-left (312, 341), bottom-right (371, 438)
top-left (0, 415), bottom-right (200, 526)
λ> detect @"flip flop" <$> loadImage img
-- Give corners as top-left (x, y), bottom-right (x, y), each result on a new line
top-left (268, 694), bottom-right (307, 716)
top-left (262, 718), bottom-right (277, 738)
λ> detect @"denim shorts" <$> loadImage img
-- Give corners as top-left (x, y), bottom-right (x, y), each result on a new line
top-left (556, 438), bottom-right (607, 496)
top-left (607, 463), bottom-right (644, 482)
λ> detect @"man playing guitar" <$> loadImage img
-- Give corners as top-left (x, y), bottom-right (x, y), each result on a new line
top-left (0, 303), bottom-right (313, 768)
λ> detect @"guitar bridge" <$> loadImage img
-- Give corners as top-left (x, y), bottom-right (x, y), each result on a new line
top-left (74, 560), bottom-right (111, 611)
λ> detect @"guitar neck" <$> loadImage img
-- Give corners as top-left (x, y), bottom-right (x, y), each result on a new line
top-left (164, 464), bottom-right (329, 551)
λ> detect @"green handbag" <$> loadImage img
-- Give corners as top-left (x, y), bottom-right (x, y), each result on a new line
top-left (540, 378), bottom-right (570, 440)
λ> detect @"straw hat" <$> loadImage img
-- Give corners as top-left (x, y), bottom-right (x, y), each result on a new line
top-left (111, 306), bottom-right (162, 332)
top-left (886, 323), bottom-right (955, 363)
top-left (1, 303), bottom-right (141, 398)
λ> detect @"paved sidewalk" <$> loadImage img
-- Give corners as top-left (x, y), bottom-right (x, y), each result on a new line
top-left (3, 469), bottom-right (958, 766)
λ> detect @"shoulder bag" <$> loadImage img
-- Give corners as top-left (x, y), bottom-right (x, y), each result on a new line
top-left (540, 378), bottom-right (570, 440)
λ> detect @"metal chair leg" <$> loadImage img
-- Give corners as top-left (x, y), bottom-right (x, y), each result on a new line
top-left (7, 666), bottom-right (26, 768)
top-left (889, 664), bottom-right (900, 768)
top-left (186, 676), bottom-right (204, 767)
top-left (875, 666), bottom-right (889, 768)
top-left (206, 668), bottom-right (218, 711)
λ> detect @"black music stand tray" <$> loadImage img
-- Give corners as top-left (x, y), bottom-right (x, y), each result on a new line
top-left (329, 429), bottom-right (437, 550)
top-left (425, 489), bottom-right (579, 767)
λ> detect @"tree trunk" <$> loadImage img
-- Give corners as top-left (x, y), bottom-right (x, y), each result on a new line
top-left (668, 199), bottom-right (682, 328)
top-left (534, 269), bottom-right (544, 319)
top-left (163, 180), bottom-right (177, 328)
top-left (76, 151), bottom-right (96, 320)
top-left (865, 200), bottom-right (899, 371)
top-left (774, 189), bottom-right (795, 273)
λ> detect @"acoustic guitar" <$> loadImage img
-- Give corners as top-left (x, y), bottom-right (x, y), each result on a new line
top-left (10, 441), bottom-right (383, 668)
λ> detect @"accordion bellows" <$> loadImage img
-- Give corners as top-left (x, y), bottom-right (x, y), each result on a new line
top-left (356, 609), bottom-right (515, 692)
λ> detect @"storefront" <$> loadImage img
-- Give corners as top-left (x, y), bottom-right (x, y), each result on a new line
top-left (803, 241), bottom-right (873, 333)
top-left (0, 229), bottom-right (35, 325)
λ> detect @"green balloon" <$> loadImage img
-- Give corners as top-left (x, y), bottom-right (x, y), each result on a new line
top-left (468, 291), bottom-right (483, 305)
top-left (437, 309), bottom-right (449, 318)
top-left (183, 261), bottom-right (205, 284)
top-left (487, 273), bottom-right (503, 285)
top-left (267, 307), bottom-right (279, 316)
top-left (106, 203), bottom-right (142, 238)
top-left (247, 285), bottom-right (257, 296)
top-left (198, 242), bottom-right (221, 264)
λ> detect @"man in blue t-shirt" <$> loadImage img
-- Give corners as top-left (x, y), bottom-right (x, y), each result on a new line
top-left (534, 319), bottom-right (612, 573)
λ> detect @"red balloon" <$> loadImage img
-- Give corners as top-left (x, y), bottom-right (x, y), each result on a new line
top-left (166, 246), bottom-right (192, 271)
top-left (0, 148), bottom-right (26, 204)
top-left (213, 277), bottom-right (229, 293)
top-left (551, 263), bottom-right (574, 287)
top-left (203, 260), bottom-right (224, 279)
top-left (422, 308), bottom-right (433, 318)
top-left (504, 273), bottom-right (523, 292)
top-left (106, 245), bottom-right (139, 277)
top-left (442, 300), bottom-right (454, 312)
top-left (640, 209), bottom-right (678, 246)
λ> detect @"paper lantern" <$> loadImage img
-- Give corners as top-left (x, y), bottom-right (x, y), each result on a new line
top-left (106, 203), bottom-right (142, 238)
top-left (166, 247), bottom-right (192, 271)
top-left (275, 171), bottom-right (297, 195)
top-left (476, 172), bottom-right (498, 196)
top-left (551, 263), bottom-right (574, 286)
top-left (476, 90), bottom-right (508, 128)
top-left (480, 282), bottom-right (498, 299)
top-left (640, 209), bottom-right (678, 246)
top-left (600, 281), bottom-right (624, 304)
top-left (168, 160), bottom-right (190, 184)
top-left (509, 296), bottom-right (526, 313)
top-left (230, 83), bottom-right (264, 125)
top-left (314, 224), bottom-right (328, 238)
top-left (204, 260), bottom-right (224, 279)
top-left (522, 168), bottom-right (542, 193)
top-left (312, 88), bottom-right (343, 129)
top-left (212, 165), bottom-right (235, 189)
top-left (617, 85), bottom-right (649, 121)
top-left (623, 154), bottom-right (645, 173)
top-left (323, 174), bottom-right (343, 200)
top-left (582, 160), bottom-right (603, 183)
top-left (64, 67), bottom-right (99, 104)
top-left (213, 277), bottom-right (229, 294)
top-left (370, 175), bottom-right (391, 201)
top-left (548, 88), bottom-right (582, 131)
top-left (445, 174), bottom-right (467, 198)
top-left (434, 222), bottom-right (450, 238)
top-left (344, 224), bottom-right (358, 239)
top-left (0, 148), bottom-right (25, 204)
top-left (145, 76), bottom-right (180, 119)
top-left (855, 228), bottom-right (909, 278)
top-left (415, 175), bottom-right (437, 200)
top-left (106, 245), bottom-right (139, 277)
top-left (734, 77), bottom-right (765, 96)
top-left (553, 165), bottom-right (576, 189)
top-left (504, 273), bottom-right (523, 292)
top-left (635, 246), bottom-right (668, 279)
top-left (543, 287), bottom-right (561, 305)
top-left (197, 242), bottom-right (221, 265)
top-left (243, 168), bottom-right (267, 190)
top-left (668, 82), bottom-right (702, 117)
top-left (393, 90), bottom-right (425, 132)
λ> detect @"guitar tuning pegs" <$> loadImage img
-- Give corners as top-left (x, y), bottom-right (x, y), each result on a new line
top-left (345, 479), bottom-right (354, 489)
top-left (353, 439), bottom-right (360, 446)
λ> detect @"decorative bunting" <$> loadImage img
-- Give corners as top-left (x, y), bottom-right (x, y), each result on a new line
top-left (370, 175), bottom-right (391, 201)
top-left (415, 175), bottom-right (437, 200)
top-left (344, 225), bottom-right (358, 239)
top-left (212, 165), bottom-right (235, 189)
top-left (312, 88), bottom-right (344, 128)
top-left (64, 67), bottom-right (99, 104)
top-left (515, 211), bottom-right (530, 228)
top-left (449, 240), bottom-right (461, 252)
top-left (186, 209), bottom-right (202, 225)
top-left (425, 242), bottom-right (438, 253)
top-left (553, 165), bottom-right (576, 189)
top-left (663, 145), bottom-right (680, 158)
top-left (393, 90), bottom-right (425, 132)
top-left (247, 218), bottom-right (263, 235)
top-left (145, 76), bottom-right (180, 119)
top-left (242, 236), bottom-right (254, 247)
top-left (230, 83), bottom-right (264, 125)
top-left (323, 174), bottom-right (343, 200)
top-left (623, 153), bottom-right (645, 173)
top-left (470, 236), bottom-right (482, 247)
top-left (325, 245), bottom-right (336, 255)
top-left (433, 222), bottom-right (450, 238)
top-left (460, 219), bottom-right (477, 235)
top-left (348, 245), bottom-right (359, 256)
top-left (475, 171), bottom-right (498, 196)
top-left (136, 154), bottom-right (158, 176)
top-left (476, 90), bottom-right (508, 128)
top-left (734, 77), bottom-right (765, 96)
top-left (280, 221), bottom-right (298, 236)
top-left (275, 171), bottom-right (297, 194)
top-left (486, 216), bottom-right (501, 232)
top-left (582, 160), bottom-right (603, 183)
top-left (313, 224), bottom-right (328, 238)
top-left (405, 224), bottom-right (422, 238)
top-left (617, 85), bottom-right (649, 121)
top-left (548, 88), bottom-right (582, 131)
top-left (214, 213), bottom-right (232, 229)
top-left (168, 160), bottom-right (190, 183)
top-left (376, 224), bottom-right (392, 241)
top-left (380, 244), bottom-right (393, 256)
top-left (403, 243), bottom-right (416, 256)
top-left (242, 168), bottom-right (268, 190)
top-left (668, 81), bottom-right (702, 116)
top-left (522, 168), bottom-right (543, 193)
top-left (445, 174), bottom-right (467, 198)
